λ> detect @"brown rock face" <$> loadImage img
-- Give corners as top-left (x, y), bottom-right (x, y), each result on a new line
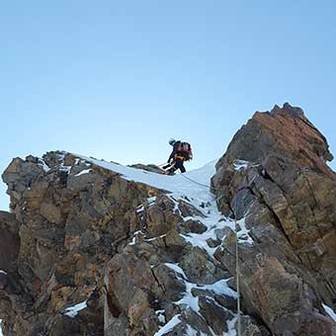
top-left (215, 103), bottom-right (333, 178)
top-left (1, 151), bottom-right (154, 336)
top-left (0, 151), bottom-right (246, 335)
top-left (212, 103), bottom-right (336, 335)
top-left (1, 103), bottom-right (336, 336)
top-left (0, 211), bottom-right (19, 274)
top-left (103, 194), bottom-right (238, 336)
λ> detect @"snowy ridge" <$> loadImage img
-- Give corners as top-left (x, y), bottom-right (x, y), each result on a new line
top-left (74, 154), bottom-right (242, 335)
top-left (33, 154), bottom-right (247, 336)
top-left (76, 154), bottom-right (216, 204)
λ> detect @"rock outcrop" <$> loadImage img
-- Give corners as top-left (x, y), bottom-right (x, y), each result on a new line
top-left (0, 103), bottom-right (335, 336)
top-left (212, 103), bottom-right (336, 335)
top-left (0, 153), bottom-right (245, 335)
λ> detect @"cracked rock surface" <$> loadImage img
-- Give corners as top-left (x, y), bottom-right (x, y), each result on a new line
top-left (212, 103), bottom-right (336, 335)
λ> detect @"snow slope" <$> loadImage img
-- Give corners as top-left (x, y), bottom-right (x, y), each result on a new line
top-left (77, 154), bottom-right (216, 204)
top-left (78, 155), bottom-right (253, 249)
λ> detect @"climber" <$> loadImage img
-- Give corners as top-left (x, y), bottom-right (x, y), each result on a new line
top-left (162, 139), bottom-right (193, 174)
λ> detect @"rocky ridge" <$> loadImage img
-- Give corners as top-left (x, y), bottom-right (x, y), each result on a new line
top-left (0, 103), bottom-right (335, 336)
top-left (212, 103), bottom-right (336, 335)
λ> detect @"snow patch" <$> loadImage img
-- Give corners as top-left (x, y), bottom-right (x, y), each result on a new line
top-left (0, 320), bottom-right (3, 336)
top-left (165, 263), bottom-right (188, 280)
top-left (233, 160), bottom-right (249, 171)
top-left (64, 300), bottom-right (88, 318)
top-left (136, 205), bottom-right (144, 213)
top-left (323, 303), bottom-right (336, 322)
top-left (59, 164), bottom-right (72, 173)
top-left (164, 263), bottom-right (200, 313)
top-left (225, 316), bottom-right (238, 336)
top-left (165, 262), bottom-right (237, 314)
top-left (180, 210), bottom-right (234, 258)
top-left (145, 234), bottom-right (166, 242)
top-left (200, 279), bottom-right (238, 298)
top-left (171, 196), bottom-right (181, 215)
top-left (129, 231), bottom-right (143, 246)
top-left (154, 314), bottom-right (181, 336)
top-left (181, 233), bottom-right (217, 257)
top-left (175, 280), bottom-right (200, 313)
top-left (147, 196), bottom-right (157, 205)
top-left (155, 310), bottom-right (166, 324)
top-left (236, 217), bottom-right (254, 245)
top-left (38, 159), bottom-right (50, 172)
top-left (186, 325), bottom-right (206, 336)
top-left (75, 169), bottom-right (92, 177)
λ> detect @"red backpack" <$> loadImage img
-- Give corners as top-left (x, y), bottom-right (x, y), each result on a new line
top-left (176, 142), bottom-right (193, 160)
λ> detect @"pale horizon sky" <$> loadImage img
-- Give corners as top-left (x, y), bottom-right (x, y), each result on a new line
top-left (1, 1), bottom-right (336, 210)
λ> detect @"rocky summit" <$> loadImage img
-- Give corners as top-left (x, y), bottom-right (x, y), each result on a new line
top-left (0, 103), bottom-right (336, 336)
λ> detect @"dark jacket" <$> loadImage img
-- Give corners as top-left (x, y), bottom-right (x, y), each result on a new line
top-left (168, 141), bottom-right (183, 162)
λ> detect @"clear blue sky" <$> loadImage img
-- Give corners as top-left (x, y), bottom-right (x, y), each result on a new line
top-left (1, 0), bottom-right (336, 210)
